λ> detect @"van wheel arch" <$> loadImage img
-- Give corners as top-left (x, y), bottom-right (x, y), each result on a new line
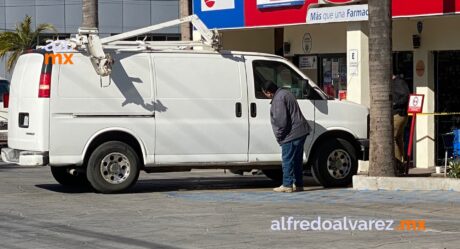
top-left (307, 130), bottom-right (360, 164)
top-left (83, 130), bottom-right (145, 170)
top-left (308, 131), bottom-right (360, 187)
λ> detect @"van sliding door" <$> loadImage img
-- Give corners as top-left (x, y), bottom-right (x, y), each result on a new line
top-left (153, 54), bottom-right (249, 163)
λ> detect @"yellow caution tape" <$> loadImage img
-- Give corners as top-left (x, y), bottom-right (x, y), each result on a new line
top-left (408, 112), bottom-right (460, 116)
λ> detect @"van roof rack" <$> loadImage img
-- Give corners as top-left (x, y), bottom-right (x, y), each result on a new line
top-left (71, 15), bottom-right (221, 76)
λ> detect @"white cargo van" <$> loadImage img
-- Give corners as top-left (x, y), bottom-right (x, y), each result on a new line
top-left (1, 16), bottom-right (368, 193)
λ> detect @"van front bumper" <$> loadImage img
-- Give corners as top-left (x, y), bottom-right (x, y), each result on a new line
top-left (1, 148), bottom-right (48, 166)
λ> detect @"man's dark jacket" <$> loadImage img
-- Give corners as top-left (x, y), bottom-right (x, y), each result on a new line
top-left (392, 76), bottom-right (410, 116)
top-left (270, 88), bottom-right (311, 145)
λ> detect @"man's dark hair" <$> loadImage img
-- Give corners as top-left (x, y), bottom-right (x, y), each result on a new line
top-left (261, 80), bottom-right (278, 93)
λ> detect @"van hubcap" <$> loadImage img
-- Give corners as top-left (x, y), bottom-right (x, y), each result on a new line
top-left (100, 153), bottom-right (131, 184)
top-left (327, 149), bottom-right (351, 179)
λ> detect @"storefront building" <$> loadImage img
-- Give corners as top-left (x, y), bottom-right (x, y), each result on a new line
top-left (193, 0), bottom-right (460, 168)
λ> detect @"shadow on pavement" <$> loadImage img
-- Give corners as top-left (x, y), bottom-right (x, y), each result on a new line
top-left (0, 164), bottom-right (44, 171)
top-left (0, 212), bottom-right (183, 249)
top-left (35, 184), bottom-right (94, 194)
top-left (35, 176), bottom-right (322, 194)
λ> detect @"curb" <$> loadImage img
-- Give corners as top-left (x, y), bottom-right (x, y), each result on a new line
top-left (353, 175), bottom-right (460, 192)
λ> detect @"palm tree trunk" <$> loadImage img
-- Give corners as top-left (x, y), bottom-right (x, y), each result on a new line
top-left (82, 0), bottom-right (98, 29)
top-left (368, 0), bottom-right (395, 176)
top-left (179, 0), bottom-right (191, 41)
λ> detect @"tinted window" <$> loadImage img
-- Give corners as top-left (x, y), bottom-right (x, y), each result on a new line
top-left (253, 60), bottom-right (309, 99)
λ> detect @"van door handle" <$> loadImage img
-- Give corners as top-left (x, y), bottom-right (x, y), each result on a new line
top-left (250, 103), bottom-right (257, 117)
top-left (235, 102), bottom-right (242, 117)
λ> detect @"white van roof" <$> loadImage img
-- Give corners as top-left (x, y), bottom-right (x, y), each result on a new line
top-left (87, 48), bottom-right (284, 60)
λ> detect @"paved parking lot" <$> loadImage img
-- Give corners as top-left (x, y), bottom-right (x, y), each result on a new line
top-left (0, 163), bottom-right (459, 249)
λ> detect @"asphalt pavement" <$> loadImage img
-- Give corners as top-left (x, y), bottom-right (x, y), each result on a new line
top-left (0, 163), bottom-right (459, 249)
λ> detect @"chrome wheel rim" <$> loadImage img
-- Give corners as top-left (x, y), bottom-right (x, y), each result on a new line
top-left (100, 152), bottom-right (131, 184)
top-left (326, 149), bottom-right (351, 179)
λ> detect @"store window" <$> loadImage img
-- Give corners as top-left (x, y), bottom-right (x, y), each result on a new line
top-left (293, 53), bottom-right (346, 99)
top-left (435, 51), bottom-right (460, 165)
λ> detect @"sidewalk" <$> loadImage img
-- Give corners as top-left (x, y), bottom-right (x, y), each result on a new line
top-left (353, 167), bottom-right (460, 192)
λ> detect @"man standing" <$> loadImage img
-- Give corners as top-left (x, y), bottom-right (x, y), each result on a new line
top-left (392, 74), bottom-right (410, 174)
top-left (261, 80), bottom-right (311, 193)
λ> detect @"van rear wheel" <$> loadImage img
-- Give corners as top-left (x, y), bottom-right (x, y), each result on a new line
top-left (50, 166), bottom-right (88, 187)
top-left (86, 141), bottom-right (140, 194)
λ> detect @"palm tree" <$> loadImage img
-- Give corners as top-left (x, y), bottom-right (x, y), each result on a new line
top-left (82, 0), bottom-right (98, 29)
top-left (368, 0), bottom-right (395, 176)
top-left (0, 15), bottom-right (56, 72)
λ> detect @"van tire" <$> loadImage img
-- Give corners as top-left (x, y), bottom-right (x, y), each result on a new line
top-left (262, 169), bottom-right (282, 183)
top-left (312, 138), bottom-right (357, 187)
top-left (87, 141), bottom-right (140, 194)
top-left (50, 166), bottom-right (88, 187)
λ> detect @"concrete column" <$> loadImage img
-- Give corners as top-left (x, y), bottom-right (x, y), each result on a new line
top-left (346, 22), bottom-right (369, 108)
top-left (414, 50), bottom-right (436, 168)
top-left (347, 22), bottom-right (370, 173)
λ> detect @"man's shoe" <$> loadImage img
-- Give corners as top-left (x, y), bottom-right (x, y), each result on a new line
top-left (273, 185), bottom-right (293, 193)
top-left (293, 184), bottom-right (304, 192)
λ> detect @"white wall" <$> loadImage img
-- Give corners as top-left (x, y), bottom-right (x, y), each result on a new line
top-left (284, 23), bottom-right (347, 54)
top-left (394, 15), bottom-right (460, 52)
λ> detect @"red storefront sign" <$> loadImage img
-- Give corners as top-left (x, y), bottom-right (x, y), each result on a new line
top-left (244, 0), bottom-right (460, 28)
top-left (244, 0), bottom-right (314, 27)
top-left (319, 0), bottom-right (362, 4)
top-left (393, 0), bottom-right (460, 17)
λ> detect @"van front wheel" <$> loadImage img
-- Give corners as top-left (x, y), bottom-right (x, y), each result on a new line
top-left (87, 141), bottom-right (140, 194)
top-left (312, 138), bottom-right (357, 187)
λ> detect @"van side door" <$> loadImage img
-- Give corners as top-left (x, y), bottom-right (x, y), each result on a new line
top-left (153, 53), bottom-right (249, 163)
top-left (245, 56), bottom-right (316, 162)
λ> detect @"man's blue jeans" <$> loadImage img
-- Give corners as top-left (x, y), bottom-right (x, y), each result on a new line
top-left (281, 135), bottom-right (307, 188)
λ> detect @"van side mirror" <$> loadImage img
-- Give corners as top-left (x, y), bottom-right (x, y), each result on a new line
top-left (301, 80), bottom-right (310, 98)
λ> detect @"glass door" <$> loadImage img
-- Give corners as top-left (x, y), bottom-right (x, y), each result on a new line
top-left (318, 54), bottom-right (347, 99)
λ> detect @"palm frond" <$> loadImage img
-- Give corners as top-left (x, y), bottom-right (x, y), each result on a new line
top-left (0, 15), bottom-right (57, 72)
top-left (0, 32), bottom-right (21, 57)
top-left (35, 23), bottom-right (57, 34)
top-left (31, 23), bottom-right (57, 47)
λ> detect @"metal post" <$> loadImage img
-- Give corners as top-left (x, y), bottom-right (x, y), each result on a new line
top-left (445, 150), bottom-right (448, 177)
top-left (406, 114), bottom-right (417, 174)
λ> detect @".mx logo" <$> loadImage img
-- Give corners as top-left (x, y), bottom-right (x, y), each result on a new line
top-left (44, 53), bottom-right (74, 65)
top-left (42, 40), bottom-right (75, 65)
